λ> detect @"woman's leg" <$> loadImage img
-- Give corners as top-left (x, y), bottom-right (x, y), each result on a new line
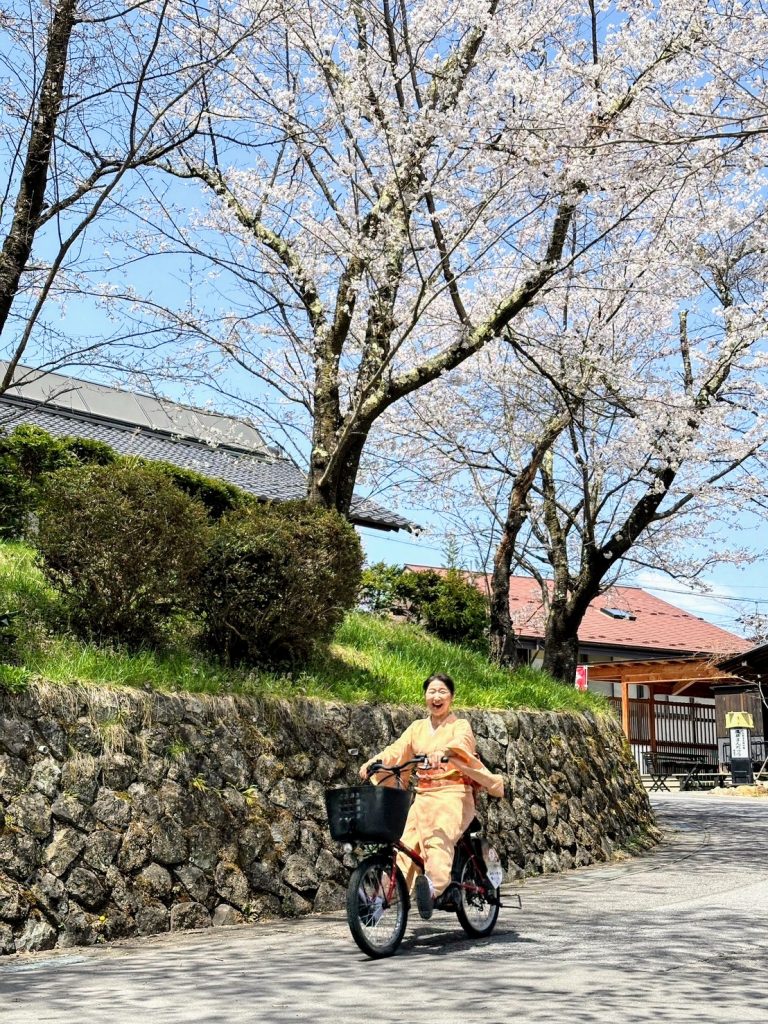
top-left (420, 789), bottom-right (476, 896)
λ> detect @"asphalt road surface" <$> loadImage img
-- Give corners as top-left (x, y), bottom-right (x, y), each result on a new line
top-left (2, 793), bottom-right (767, 1024)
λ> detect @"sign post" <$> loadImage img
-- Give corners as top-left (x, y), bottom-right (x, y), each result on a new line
top-left (726, 711), bottom-right (754, 786)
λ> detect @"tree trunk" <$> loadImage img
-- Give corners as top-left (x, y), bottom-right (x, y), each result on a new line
top-left (306, 427), bottom-right (369, 517)
top-left (488, 530), bottom-right (518, 667)
top-left (487, 415), bottom-right (569, 667)
top-left (541, 607), bottom-right (580, 684)
top-left (0, 0), bottom-right (78, 346)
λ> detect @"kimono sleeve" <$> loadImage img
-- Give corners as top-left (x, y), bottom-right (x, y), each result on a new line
top-left (375, 721), bottom-right (417, 767)
top-left (446, 720), bottom-right (505, 798)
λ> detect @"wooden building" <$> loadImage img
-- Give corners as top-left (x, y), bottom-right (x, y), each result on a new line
top-left (588, 653), bottom-right (766, 771)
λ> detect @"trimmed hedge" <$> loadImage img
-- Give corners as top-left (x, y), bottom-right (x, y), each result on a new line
top-left (3, 427), bottom-right (365, 665)
top-left (0, 426), bottom-right (117, 538)
top-left (37, 464), bottom-right (211, 645)
top-left (151, 462), bottom-right (250, 520)
top-left (199, 501), bottom-right (363, 666)
top-left (0, 425), bottom-right (249, 537)
top-left (0, 453), bottom-right (31, 539)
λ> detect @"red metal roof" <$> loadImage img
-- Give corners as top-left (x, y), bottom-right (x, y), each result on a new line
top-left (404, 566), bottom-right (749, 656)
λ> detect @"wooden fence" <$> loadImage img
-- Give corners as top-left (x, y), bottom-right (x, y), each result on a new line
top-left (608, 696), bottom-right (718, 768)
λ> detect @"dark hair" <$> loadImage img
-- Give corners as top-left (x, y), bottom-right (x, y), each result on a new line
top-left (423, 673), bottom-right (455, 695)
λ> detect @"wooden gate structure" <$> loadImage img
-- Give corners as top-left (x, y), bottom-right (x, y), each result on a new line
top-left (588, 657), bottom-right (743, 769)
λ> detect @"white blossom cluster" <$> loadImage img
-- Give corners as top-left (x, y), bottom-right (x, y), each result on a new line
top-left (3, 0), bottom-right (768, 598)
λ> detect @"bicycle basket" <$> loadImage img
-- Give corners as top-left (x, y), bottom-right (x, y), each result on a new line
top-left (325, 786), bottom-right (413, 843)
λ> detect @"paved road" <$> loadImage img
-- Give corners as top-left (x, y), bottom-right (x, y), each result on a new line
top-left (2, 793), bottom-right (767, 1024)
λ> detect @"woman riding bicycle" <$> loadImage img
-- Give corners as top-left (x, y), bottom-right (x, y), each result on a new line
top-left (359, 673), bottom-right (504, 920)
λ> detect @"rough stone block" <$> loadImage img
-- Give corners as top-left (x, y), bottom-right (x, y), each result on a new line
top-left (93, 788), bottom-right (132, 829)
top-left (44, 828), bottom-right (85, 878)
top-left (174, 864), bottom-right (211, 904)
top-left (83, 829), bottom-right (121, 872)
top-left (137, 863), bottom-right (173, 901)
top-left (150, 818), bottom-right (188, 866)
top-left (169, 901), bottom-right (211, 931)
top-left (212, 903), bottom-right (242, 927)
top-left (214, 862), bottom-right (250, 911)
top-left (16, 916), bottom-right (56, 953)
top-left (67, 867), bottom-right (108, 911)
top-left (8, 792), bottom-right (52, 838)
top-left (136, 902), bottom-right (170, 936)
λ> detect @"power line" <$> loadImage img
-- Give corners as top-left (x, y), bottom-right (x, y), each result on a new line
top-left (357, 531), bottom-right (768, 604)
top-left (357, 528), bottom-right (445, 554)
top-left (638, 584), bottom-right (768, 605)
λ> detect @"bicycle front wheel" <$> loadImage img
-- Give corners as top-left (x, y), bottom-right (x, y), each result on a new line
top-left (346, 854), bottom-right (409, 959)
top-left (456, 850), bottom-right (500, 938)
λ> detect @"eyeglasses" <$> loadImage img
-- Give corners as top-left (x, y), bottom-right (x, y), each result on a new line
top-left (426, 688), bottom-right (451, 696)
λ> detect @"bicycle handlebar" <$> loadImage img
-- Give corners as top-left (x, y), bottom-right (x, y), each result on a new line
top-left (365, 754), bottom-right (449, 778)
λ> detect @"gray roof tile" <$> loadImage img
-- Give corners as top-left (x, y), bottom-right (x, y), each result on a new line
top-left (0, 398), bottom-right (413, 532)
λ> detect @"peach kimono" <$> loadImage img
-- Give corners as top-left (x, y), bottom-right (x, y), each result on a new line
top-left (372, 714), bottom-right (504, 896)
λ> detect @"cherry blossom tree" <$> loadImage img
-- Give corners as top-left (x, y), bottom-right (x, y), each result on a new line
top-left (380, 192), bottom-right (768, 680)
top-left (0, 0), bottom-right (267, 393)
top-left (143, 0), bottom-right (768, 514)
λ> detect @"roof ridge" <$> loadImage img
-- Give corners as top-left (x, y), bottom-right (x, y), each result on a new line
top-left (0, 393), bottom-right (277, 462)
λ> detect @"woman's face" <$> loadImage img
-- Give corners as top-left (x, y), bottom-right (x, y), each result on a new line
top-left (425, 680), bottom-right (454, 718)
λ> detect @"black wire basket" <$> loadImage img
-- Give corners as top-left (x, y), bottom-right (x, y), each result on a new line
top-left (325, 785), bottom-right (413, 843)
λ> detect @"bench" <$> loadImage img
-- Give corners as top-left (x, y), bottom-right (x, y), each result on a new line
top-left (642, 753), bottom-right (714, 792)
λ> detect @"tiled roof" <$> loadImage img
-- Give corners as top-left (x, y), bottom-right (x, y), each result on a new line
top-left (405, 565), bottom-right (749, 656)
top-left (0, 361), bottom-right (273, 454)
top-left (0, 397), bottom-right (413, 533)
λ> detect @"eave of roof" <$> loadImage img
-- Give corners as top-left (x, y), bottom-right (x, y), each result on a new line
top-left (718, 640), bottom-right (768, 677)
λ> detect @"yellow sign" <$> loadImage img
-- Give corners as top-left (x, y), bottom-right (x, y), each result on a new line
top-left (726, 711), bottom-right (754, 730)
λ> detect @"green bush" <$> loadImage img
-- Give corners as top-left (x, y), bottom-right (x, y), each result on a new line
top-left (199, 501), bottom-right (363, 666)
top-left (152, 462), bottom-right (250, 520)
top-left (0, 426), bottom-right (119, 538)
top-left (0, 425), bottom-right (256, 539)
top-left (359, 562), bottom-right (406, 612)
top-left (0, 453), bottom-right (32, 539)
top-left (0, 424), bottom-right (77, 479)
top-left (37, 463), bottom-right (211, 645)
top-left (63, 437), bottom-right (118, 466)
top-left (0, 427), bottom-right (73, 537)
top-left (395, 568), bottom-right (489, 650)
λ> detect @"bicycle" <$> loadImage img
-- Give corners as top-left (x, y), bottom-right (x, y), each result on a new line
top-left (324, 755), bottom-right (504, 958)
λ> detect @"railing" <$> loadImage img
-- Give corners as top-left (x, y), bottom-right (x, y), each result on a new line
top-left (608, 696), bottom-right (717, 746)
top-left (608, 696), bottom-right (718, 770)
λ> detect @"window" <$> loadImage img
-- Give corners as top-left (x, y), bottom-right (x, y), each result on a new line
top-left (600, 607), bottom-right (636, 621)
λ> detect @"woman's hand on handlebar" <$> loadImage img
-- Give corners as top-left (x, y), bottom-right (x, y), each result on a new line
top-left (359, 758), bottom-right (383, 780)
top-left (425, 749), bottom-right (449, 769)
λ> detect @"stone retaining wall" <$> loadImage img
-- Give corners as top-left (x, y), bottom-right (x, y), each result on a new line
top-left (0, 683), bottom-right (658, 954)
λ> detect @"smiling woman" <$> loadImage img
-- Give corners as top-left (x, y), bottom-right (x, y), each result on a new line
top-left (358, 673), bottom-right (504, 919)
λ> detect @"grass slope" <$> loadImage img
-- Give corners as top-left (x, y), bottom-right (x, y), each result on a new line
top-left (0, 539), bottom-right (606, 713)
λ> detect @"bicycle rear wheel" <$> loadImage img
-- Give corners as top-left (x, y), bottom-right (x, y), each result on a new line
top-left (456, 849), bottom-right (499, 938)
top-left (346, 854), bottom-right (409, 958)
